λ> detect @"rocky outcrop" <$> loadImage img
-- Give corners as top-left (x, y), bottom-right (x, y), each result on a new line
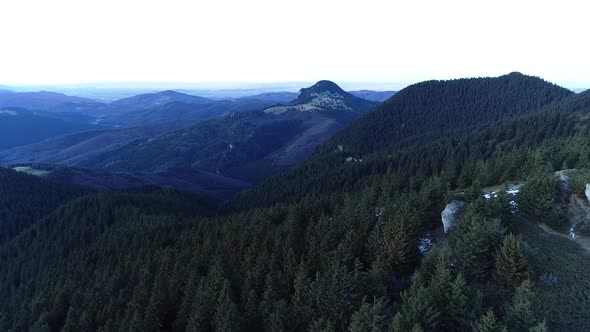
top-left (586, 183), bottom-right (590, 203)
top-left (441, 200), bottom-right (466, 233)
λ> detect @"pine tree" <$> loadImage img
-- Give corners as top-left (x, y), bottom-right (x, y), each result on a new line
top-left (505, 280), bottom-right (537, 331)
top-left (213, 280), bottom-right (238, 332)
top-left (450, 212), bottom-right (504, 282)
top-left (473, 308), bottom-right (503, 332)
top-left (348, 297), bottom-right (387, 332)
top-left (379, 217), bottom-right (419, 275)
top-left (391, 282), bottom-right (440, 331)
top-left (493, 234), bottom-right (532, 292)
top-left (528, 320), bottom-right (548, 332)
top-left (518, 173), bottom-right (560, 222)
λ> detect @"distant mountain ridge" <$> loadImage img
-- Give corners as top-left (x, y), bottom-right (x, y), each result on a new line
top-left (349, 90), bottom-right (397, 102)
top-left (0, 90), bottom-right (96, 111)
top-left (110, 90), bottom-right (211, 111)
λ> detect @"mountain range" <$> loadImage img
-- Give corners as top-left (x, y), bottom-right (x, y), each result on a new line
top-left (0, 73), bottom-right (589, 331)
top-left (0, 80), bottom-right (379, 193)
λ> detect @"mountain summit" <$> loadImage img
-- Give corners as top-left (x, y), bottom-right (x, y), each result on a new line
top-left (296, 80), bottom-right (348, 103)
top-left (264, 80), bottom-right (377, 115)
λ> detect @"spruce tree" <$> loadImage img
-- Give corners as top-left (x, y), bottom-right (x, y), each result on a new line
top-left (505, 280), bottom-right (537, 331)
top-left (450, 212), bottom-right (504, 282)
top-left (348, 297), bottom-right (387, 332)
top-left (473, 308), bottom-right (503, 332)
top-left (493, 234), bottom-right (532, 292)
top-left (213, 280), bottom-right (238, 332)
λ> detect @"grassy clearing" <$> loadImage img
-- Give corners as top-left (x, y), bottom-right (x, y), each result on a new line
top-left (509, 215), bottom-right (590, 331)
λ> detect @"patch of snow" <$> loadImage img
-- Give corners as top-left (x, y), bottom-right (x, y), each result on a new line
top-left (441, 200), bottom-right (466, 233)
top-left (569, 227), bottom-right (577, 240)
top-left (0, 110), bottom-right (17, 116)
top-left (374, 207), bottom-right (385, 218)
top-left (509, 200), bottom-right (520, 215)
top-left (483, 191), bottom-right (498, 199)
top-left (229, 143), bottom-right (234, 150)
top-left (345, 157), bottom-right (362, 163)
top-left (585, 183), bottom-right (590, 203)
top-left (418, 232), bottom-right (433, 255)
top-left (12, 166), bottom-right (50, 177)
top-left (337, 144), bottom-right (343, 152)
top-left (506, 188), bottom-right (520, 195)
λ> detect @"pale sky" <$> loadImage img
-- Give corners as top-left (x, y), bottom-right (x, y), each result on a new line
top-left (0, 0), bottom-right (588, 88)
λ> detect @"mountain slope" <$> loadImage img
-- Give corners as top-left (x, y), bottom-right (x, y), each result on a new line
top-left (0, 121), bottom-right (195, 166)
top-left (230, 76), bottom-right (585, 209)
top-left (109, 90), bottom-right (211, 111)
top-left (322, 73), bottom-right (572, 155)
top-left (0, 108), bottom-right (97, 150)
top-left (77, 81), bottom-right (377, 182)
top-left (264, 80), bottom-right (377, 115)
top-left (104, 98), bottom-right (280, 127)
top-left (0, 90), bottom-right (96, 110)
top-left (12, 164), bottom-right (250, 202)
top-left (0, 167), bottom-right (83, 244)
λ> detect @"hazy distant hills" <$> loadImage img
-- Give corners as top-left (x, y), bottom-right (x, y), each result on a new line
top-left (349, 90), bottom-right (397, 102)
top-left (0, 121), bottom-right (195, 166)
top-left (0, 108), bottom-right (96, 150)
top-left (241, 92), bottom-right (298, 103)
top-left (78, 81), bottom-right (377, 182)
top-left (109, 90), bottom-right (211, 111)
top-left (104, 98), bottom-right (281, 127)
top-left (0, 81), bottom-right (377, 183)
top-left (0, 90), bottom-right (97, 111)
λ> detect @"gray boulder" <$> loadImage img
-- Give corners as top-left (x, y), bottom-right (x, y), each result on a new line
top-left (441, 200), bottom-right (466, 233)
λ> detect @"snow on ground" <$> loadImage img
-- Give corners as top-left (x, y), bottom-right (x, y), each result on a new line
top-left (345, 157), bottom-right (362, 163)
top-left (419, 232), bottom-right (433, 255)
top-left (12, 166), bottom-right (51, 177)
top-left (483, 185), bottom-right (521, 214)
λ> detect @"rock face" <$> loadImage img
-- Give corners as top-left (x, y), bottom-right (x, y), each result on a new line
top-left (441, 200), bottom-right (466, 233)
top-left (586, 183), bottom-right (590, 203)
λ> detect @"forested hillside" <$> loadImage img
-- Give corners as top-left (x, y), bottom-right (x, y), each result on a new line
top-left (321, 72), bottom-right (572, 155)
top-left (0, 76), bottom-right (589, 331)
top-left (0, 168), bottom-right (83, 244)
top-left (232, 81), bottom-right (588, 209)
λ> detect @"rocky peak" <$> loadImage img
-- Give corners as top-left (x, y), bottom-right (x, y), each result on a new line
top-left (296, 80), bottom-right (347, 103)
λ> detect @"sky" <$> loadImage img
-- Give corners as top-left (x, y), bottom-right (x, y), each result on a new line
top-left (0, 0), bottom-right (589, 89)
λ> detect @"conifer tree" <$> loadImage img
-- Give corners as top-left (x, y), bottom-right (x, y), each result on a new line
top-left (505, 280), bottom-right (536, 331)
top-left (473, 308), bottom-right (503, 332)
top-left (493, 234), bottom-right (532, 292)
top-left (348, 297), bottom-right (387, 332)
top-left (450, 213), bottom-right (504, 282)
top-left (213, 280), bottom-right (238, 332)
